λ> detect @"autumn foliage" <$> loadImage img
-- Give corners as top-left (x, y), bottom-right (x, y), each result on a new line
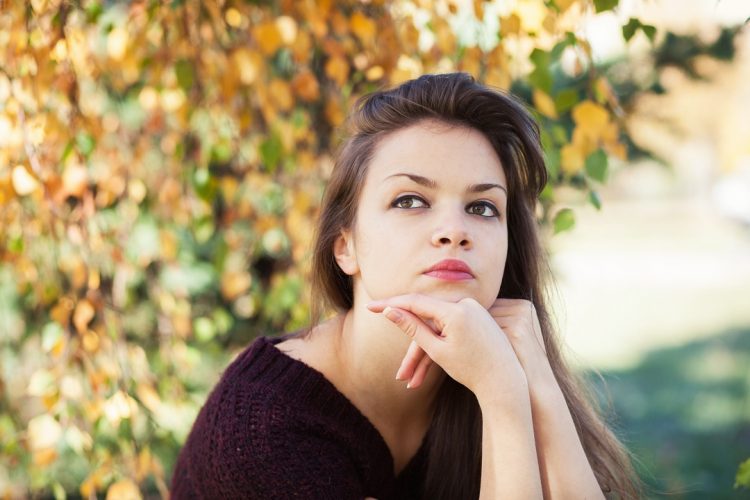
top-left (0, 0), bottom-right (642, 496)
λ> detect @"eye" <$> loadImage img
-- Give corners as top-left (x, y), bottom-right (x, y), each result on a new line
top-left (392, 195), bottom-right (428, 209)
top-left (467, 201), bottom-right (500, 218)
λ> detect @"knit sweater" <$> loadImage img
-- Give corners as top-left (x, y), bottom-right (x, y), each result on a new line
top-left (170, 333), bottom-right (428, 499)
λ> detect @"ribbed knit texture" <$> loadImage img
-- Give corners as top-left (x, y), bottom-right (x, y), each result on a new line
top-left (170, 333), bottom-right (428, 499)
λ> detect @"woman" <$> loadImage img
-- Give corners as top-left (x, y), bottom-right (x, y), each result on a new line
top-left (171, 73), bottom-right (641, 499)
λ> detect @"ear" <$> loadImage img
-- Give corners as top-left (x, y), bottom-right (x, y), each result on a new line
top-left (333, 229), bottom-right (359, 276)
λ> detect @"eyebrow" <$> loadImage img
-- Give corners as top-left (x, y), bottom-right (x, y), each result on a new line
top-left (384, 173), bottom-right (507, 195)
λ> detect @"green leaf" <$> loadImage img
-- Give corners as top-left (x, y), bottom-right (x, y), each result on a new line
top-left (734, 458), bottom-right (750, 488)
top-left (175, 59), bottom-right (194, 91)
top-left (589, 190), bottom-right (602, 211)
top-left (593, 0), bottom-right (618, 13)
top-left (736, 458), bottom-right (750, 489)
top-left (554, 89), bottom-right (578, 113)
top-left (259, 132), bottom-right (283, 172)
top-left (75, 132), bottom-right (95, 157)
top-left (622, 18), bottom-right (640, 42)
top-left (126, 217), bottom-right (161, 265)
top-left (60, 140), bottom-right (75, 163)
top-left (553, 208), bottom-right (575, 234)
top-left (545, 149), bottom-right (560, 180)
top-left (529, 49), bottom-right (553, 93)
top-left (642, 24), bottom-right (657, 42)
top-left (193, 317), bottom-right (216, 342)
top-left (550, 39), bottom-right (569, 60)
top-left (585, 149), bottom-right (609, 183)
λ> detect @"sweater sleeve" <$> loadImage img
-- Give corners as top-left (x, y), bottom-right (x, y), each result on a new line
top-left (171, 381), bottom-right (367, 500)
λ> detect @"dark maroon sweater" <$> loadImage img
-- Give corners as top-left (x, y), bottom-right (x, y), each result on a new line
top-left (170, 334), bottom-right (428, 499)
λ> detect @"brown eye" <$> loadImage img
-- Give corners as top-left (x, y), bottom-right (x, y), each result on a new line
top-left (467, 201), bottom-right (499, 218)
top-left (392, 195), bottom-right (428, 209)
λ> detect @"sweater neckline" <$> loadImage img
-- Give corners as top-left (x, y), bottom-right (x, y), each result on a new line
top-left (257, 333), bottom-right (430, 482)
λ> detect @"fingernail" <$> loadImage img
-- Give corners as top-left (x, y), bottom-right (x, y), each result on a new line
top-left (406, 381), bottom-right (412, 389)
top-left (383, 306), bottom-right (402, 322)
top-left (395, 366), bottom-right (405, 380)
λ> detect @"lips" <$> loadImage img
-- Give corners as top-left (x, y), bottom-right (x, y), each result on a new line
top-left (424, 259), bottom-right (474, 280)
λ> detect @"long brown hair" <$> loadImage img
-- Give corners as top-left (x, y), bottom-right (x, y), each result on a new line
top-left (305, 73), bottom-right (641, 499)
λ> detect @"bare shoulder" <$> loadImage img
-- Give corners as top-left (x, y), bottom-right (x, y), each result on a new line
top-left (275, 321), bottom-right (340, 380)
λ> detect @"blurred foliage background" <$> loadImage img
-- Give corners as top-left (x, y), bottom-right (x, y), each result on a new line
top-left (0, 0), bottom-right (747, 498)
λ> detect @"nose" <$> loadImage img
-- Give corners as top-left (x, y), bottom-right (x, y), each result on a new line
top-left (431, 211), bottom-right (472, 249)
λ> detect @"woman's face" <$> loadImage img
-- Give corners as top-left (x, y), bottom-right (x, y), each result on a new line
top-left (335, 119), bottom-right (509, 310)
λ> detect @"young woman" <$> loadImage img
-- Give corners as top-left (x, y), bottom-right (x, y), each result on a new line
top-left (171, 73), bottom-right (641, 499)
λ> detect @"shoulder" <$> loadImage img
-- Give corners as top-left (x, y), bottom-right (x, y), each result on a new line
top-left (171, 334), bottom-right (374, 499)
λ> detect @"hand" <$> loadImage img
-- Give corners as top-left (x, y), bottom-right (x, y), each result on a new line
top-left (366, 294), bottom-right (526, 398)
top-left (381, 298), bottom-right (549, 391)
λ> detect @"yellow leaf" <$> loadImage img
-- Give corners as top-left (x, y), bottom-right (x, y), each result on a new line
top-left (350, 12), bottom-right (376, 46)
top-left (33, 448), bottom-right (58, 467)
top-left (291, 30), bottom-right (313, 64)
top-left (232, 48), bottom-right (263, 85)
top-left (533, 89), bottom-right (558, 118)
top-left (555, 0), bottom-right (578, 12)
top-left (82, 329), bottom-right (100, 353)
top-left (268, 79), bottom-right (294, 112)
top-left (325, 98), bottom-right (345, 127)
top-left (135, 383), bottom-right (162, 414)
top-left (571, 100), bottom-right (609, 143)
top-left (561, 142), bottom-right (585, 175)
top-left (106, 479), bottom-right (142, 500)
top-left (220, 270), bottom-right (252, 300)
top-left (325, 55), bottom-right (349, 87)
top-left (500, 13), bottom-right (521, 36)
top-left (50, 296), bottom-right (74, 328)
top-left (224, 8), bottom-right (244, 28)
top-left (365, 65), bottom-right (384, 81)
top-left (473, 0), bottom-right (484, 19)
top-left (73, 299), bottom-right (95, 334)
top-left (253, 22), bottom-right (282, 56)
top-left (572, 100), bottom-right (608, 129)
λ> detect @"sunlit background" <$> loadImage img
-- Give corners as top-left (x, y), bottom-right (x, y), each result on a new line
top-left (548, 1), bottom-right (750, 496)
top-left (1, 0), bottom-right (748, 498)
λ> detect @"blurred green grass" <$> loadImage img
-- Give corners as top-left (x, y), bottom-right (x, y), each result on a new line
top-left (589, 327), bottom-right (750, 499)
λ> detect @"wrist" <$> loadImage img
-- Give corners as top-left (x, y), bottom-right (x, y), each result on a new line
top-left (474, 370), bottom-right (532, 414)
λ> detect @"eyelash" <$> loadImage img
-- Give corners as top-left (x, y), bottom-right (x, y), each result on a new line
top-left (391, 195), bottom-right (501, 218)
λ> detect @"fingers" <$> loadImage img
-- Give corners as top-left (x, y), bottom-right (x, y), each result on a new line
top-left (377, 305), bottom-right (444, 355)
top-left (406, 351), bottom-right (433, 389)
top-left (491, 299), bottom-right (546, 354)
top-left (367, 294), bottom-right (453, 332)
top-left (396, 340), bottom-right (426, 381)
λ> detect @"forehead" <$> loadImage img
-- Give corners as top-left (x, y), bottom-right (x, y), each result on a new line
top-left (366, 120), bottom-right (507, 186)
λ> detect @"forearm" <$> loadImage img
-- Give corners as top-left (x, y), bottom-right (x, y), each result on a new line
top-left (477, 386), bottom-right (543, 500)
top-left (528, 368), bottom-right (605, 500)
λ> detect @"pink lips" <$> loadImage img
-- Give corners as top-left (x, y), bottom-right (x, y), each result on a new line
top-left (424, 259), bottom-right (474, 281)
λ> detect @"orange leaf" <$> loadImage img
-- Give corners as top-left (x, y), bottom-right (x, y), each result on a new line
top-left (350, 12), bottom-right (376, 46)
top-left (253, 22), bottom-right (282, 56)
top-left (106, 478), bottom-right (142, 500)
top-left (292, 70), bottom-right (320, 102)
top-left (268, 79), bottom-right (294, 112)
top-left (73, 299), bottom-right (95, 334)
top-left (324, 55), bottom-right (349, 87)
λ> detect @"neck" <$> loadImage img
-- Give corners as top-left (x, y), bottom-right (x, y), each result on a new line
top-left (331, 304), bottom-right (446, 436)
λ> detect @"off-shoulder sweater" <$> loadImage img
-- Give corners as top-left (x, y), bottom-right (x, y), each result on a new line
top-left (170, 333), bottom-right (428, 499)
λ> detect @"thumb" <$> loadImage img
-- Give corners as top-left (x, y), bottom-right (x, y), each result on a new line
top-left (383, 306), bottom-right (440, 356)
